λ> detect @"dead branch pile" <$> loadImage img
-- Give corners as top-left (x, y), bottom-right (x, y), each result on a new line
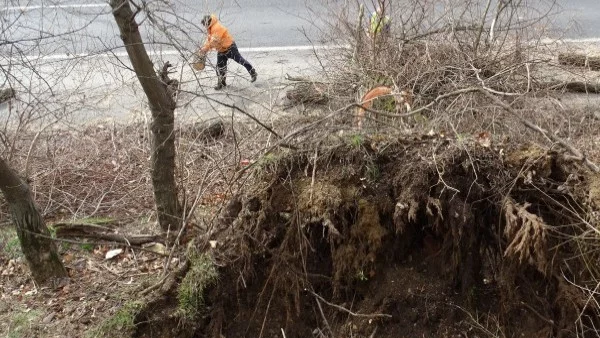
top-left (53, 222), bottom-right (162, 245)
top-left (0, 120), bottom-right (240, 222)
top-left (287, 0), bottom-right (600, 143)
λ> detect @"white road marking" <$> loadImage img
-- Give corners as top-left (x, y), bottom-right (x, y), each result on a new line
top-left (541, 37), bottom-right (600, 43)
top-left (23, 37), bottom-right (600, 62)
top-left (1, 3), bottom-right (107, 12)
top-left (17, 45), bottom-right (348, 61)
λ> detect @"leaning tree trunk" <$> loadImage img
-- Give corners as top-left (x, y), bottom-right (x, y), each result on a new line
top-left (0, 157), bottom-right (67, 284)
top-left (110, 0), bottom-right (182, 230)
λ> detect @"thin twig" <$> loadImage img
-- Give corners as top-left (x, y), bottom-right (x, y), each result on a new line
top-left (403, 24), bottom-right (479, 43)
top-left (472, 64), bottom-right (522, 96)
top-left (309, 145), bottom-right (319, 204)
top-left (404, 87), bottom-right (482, 117)
top-left (140, 274), bottom-right (168, 295)
top-left (305, 289), bottom-right (392, 319)
top-left (206, 97), bottom-right (285, 141)
top-left (24, 230), bottom-right (164, 255)
top-left (520, 301), bottom-right (555, 325)
top-left (25, 126), bottom-right (49, 178)
top-left (163, 167), bottom-right (211, 274)
top-left (315, 296), bottom-right (334, 338)
top-left (474, 0), bottom-right (493, 54)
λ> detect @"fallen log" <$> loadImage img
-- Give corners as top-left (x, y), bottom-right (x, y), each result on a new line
top-left (558, 53), bottom-right (600, 71)
top-left (544, 80), bottom-right (600, 94)
top-left (53, 222), bottom-right (163, 245)
top-left (285, 74), bottom-right (329, 105)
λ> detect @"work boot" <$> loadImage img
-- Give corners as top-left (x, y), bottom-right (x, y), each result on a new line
top-left (250, 69), bottom-right (257, 83)
top-left (214, 77), bottom-right (226, 90)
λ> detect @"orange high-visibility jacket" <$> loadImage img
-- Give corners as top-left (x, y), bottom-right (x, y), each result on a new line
top-left (201, 14), bottom-right (234, 53)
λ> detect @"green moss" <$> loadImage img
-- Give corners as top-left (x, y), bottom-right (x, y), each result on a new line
top-left (88, 301), bottom-right (143, 338)
top-left (176, 250), bottom-right (218, 321)
top-left (355, 270), bottom-right (369, 282)
top-left (255, 152), bottom-right (287, 173)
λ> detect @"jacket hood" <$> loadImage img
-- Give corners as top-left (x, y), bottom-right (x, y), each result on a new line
top-left (207, 14), bottom-right (218, 29)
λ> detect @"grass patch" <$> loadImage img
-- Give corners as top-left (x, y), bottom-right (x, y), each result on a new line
top-left (80, 243), bottom-right (94, 252)
top-left (176, 250), bottom-right (218, 321)
top-left (47, 225), bottom-right (57, 238)
top-left (349, 134), bottom-right (364, 147)
top-left (7, 310), bottom-right (40, 338)
top-left (78, 217), bottom-right (116, 225)
top-left (365, 162), bottom-right (381, 182)
top-left (256, 153), bottom-right (280, 171)
top-left (0, 227), bottom-right (22, 259)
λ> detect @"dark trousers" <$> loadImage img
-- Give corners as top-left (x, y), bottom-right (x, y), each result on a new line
top-left (216, 42), bottom-right (254, 82)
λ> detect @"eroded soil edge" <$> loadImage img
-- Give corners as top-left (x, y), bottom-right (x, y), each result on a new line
top-left (137, 135), bottom-right (600, 338)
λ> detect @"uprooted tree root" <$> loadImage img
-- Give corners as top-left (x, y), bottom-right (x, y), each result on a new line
top-left (136, 134), bottom-right (600, 338)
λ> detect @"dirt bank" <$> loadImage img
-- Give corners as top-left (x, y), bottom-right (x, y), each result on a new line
top-left (134, 133), bottom-right (600, 338)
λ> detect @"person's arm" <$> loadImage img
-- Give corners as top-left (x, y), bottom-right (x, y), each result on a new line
top-left (199, 35), bottom-right (212, 54)
top-left (199, 24), bottom-right (220, 53)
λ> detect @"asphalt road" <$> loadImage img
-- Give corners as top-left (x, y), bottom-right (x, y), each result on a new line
top-left (554, 0), bottom-right (600, 38)
top-left (1, 0), bottom-right (600, 125)
top-left (0, 0), bottom-right (327, 57)
top-left (1, 0), bottom-right (598, 57)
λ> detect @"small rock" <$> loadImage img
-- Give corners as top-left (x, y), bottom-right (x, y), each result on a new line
top-left (42, 312), bottom-right (55, 324)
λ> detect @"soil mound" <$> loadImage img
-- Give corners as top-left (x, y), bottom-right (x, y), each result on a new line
top-left (139, 133), bottom-right (600, 338)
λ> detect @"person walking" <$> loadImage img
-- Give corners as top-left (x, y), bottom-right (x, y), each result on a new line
top-left (199, 14), bottom-right (257, 90)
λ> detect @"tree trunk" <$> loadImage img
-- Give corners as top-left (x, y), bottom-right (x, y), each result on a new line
top-left (110, 0), bottom-right (182, 230)
top-left (0, 157), bottom-right (67, 284)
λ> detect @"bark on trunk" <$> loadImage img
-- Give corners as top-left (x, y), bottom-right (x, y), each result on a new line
top-left (0, 157), bottom-right (67, 284)
top-left (110, 0), bottom-right (181, 230)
